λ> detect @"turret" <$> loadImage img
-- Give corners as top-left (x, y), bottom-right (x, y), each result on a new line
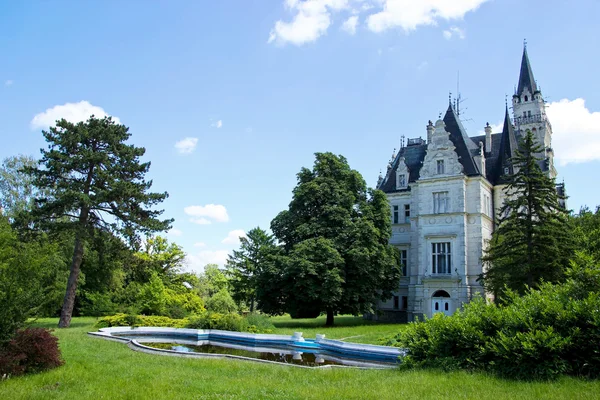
top-left (426, 120), bottom-right (434, 144)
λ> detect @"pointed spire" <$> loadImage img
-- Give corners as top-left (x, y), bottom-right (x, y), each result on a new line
top-left (517, 43), bottom-right (538, 96)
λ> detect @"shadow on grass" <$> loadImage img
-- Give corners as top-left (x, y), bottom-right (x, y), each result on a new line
top-left (272, 315), bottom-right (388, 329)
top-left (29, 318), bottom-right (96, 330)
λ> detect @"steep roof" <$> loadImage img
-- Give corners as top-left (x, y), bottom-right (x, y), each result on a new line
top-left (517, 47), bottom-right (538, 95)
top-left (442, 104), bottom-right (480, 176)
top-left (378, 143), bottom-right (427, 193)
top-left (493, 106), bottom-right (519, 184)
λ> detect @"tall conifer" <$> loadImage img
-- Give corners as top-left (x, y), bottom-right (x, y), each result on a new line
top-left (481, 130), bottom-right (573, 300)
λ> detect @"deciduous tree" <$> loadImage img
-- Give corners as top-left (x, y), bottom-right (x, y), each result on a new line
top-left (265, 152), bottom-right (400, 326)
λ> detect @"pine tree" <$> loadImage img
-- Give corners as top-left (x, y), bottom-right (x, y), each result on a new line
top-left (26, 116), bottom-right (172, 327)
top-left (481, 130), bottom-right (573, 300)
top-left (225, 227), bottom-right (276, 312)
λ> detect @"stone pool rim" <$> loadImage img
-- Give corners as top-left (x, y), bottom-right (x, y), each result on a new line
top-left (88, 326), bottom-right (404, 369)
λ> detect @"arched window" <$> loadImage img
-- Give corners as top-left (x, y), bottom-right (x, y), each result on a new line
top-left (445, 303), bottom-right (449, 311)
top-left (435, 302), bottom-right (439, 311)
top-left (524, 95), bottom-right (528, 102)
top-left (432, 290), bottom-right (450, 298)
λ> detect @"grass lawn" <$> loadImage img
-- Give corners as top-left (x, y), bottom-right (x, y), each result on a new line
top-left (0, 317), bottom-right (598, 399)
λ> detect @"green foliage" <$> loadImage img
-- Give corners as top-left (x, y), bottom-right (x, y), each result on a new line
top-left (0, 328), bottom-right (63, 377)
top-left (265, 152), bottom-right (401, 325)
top-left (26, 116), bottom-right (172, 327)
top-left (185, 312), bottom-right (245, 332)
top-left (137, 272), bottom-right (167, 316)
top-left (226, 227), bottom-right (276, 312)
top-left (482, 130), bottom-right (574, 300)
top-left (79, 292), bottom-right (118, 317)
top-left (198, 264), bottom-right (229, 298)
top-left (164, 288), bottom-right (205, 318)
top-left (386, 261), bottom-right (600, 380)
top-left (130, 235), bottom-right (185, 284)
top-left (205, 288), bottom-right (238, 314)
top-left (244, 313), bottom-right (275, 333)
top-left (95, 313), bottom-right (189, 329)
top-left (0, 216), bottom-right (65, 342)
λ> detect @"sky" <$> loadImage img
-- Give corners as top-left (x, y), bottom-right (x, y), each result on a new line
top-left (1, 1), bottom-right (599, 273)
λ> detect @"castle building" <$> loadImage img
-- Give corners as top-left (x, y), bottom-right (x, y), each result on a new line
top-left (374, 46), bottom-right (562, 322)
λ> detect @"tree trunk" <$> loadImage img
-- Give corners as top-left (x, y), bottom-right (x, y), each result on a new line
top-left (325, 310), bottom-right (334, 327)
top-left (250, 296), bottom-right (255, 313)
top-left (58, 232), bottom-right (85, 328)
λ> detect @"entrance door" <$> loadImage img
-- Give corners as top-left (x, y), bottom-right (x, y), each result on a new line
top-left (431, 290), bottom-right (452, 316)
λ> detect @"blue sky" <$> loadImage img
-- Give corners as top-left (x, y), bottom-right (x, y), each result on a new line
top-left (1, 1), bottom-right (599, 272)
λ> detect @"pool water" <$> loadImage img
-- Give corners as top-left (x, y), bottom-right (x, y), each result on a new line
top-left (143, 342), bottom-right (395, 368)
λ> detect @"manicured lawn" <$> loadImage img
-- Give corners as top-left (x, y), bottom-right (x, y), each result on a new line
top-left (0, 317), bottom-right (598, 399)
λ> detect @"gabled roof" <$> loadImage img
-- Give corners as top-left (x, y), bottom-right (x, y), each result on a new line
top-left (517, 47), bottom-right (538, 95)
top-left (442, 104), bottom-right (480, 176)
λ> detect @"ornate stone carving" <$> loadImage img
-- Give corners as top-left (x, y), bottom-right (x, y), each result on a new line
top-left (420, 119), bottom-right (464, 180)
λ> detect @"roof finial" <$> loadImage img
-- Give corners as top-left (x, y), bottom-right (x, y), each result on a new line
top-left (524, 38), bottom-right (527, 49)
top-left (505, 94), bottom-right (508, 107)
top-left (449, 91), bottom-right (452, 106)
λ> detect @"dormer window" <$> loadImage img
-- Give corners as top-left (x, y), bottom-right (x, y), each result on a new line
top-left (524, 95), bottom-right (528, 102)
top-left (397, 174), bottom-right (406, 188)
top-left (436, 160), bottom-right (445, 174)
top-left (504, 167), bottom-right (509, 175)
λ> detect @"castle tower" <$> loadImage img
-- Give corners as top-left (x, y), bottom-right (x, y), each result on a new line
top-left (512, 43), bottom-right (556, 177)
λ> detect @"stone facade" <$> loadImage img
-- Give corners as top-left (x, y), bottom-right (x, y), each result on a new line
top-left (374, 46), bottom-right (558, 321)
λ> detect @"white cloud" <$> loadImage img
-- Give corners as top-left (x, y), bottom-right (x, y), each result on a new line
top-left (184, 204), bottom-right (230, 223)
top-left (212, 120), bottom-right (223, 128)
top-left (367, 0), bottom-right (488, 33)
top-left (194, 242), bottom-right (207, 248)
top-left (4, 80), bottom-right (13, 87)
top-left (175, 137), bottom-right (198, 154)
top-left (167, 228), bottom-right (183, 237)
top-left (546, 98), bottom-right (600, 166)
top-left (221, 229), bottom-right (247, 245)
top-left (341, 15), bottom-right (359, 34)
top-left (186, 250), bottom-right (230, 272)
top-left (417, 61), bottom-right (429, 70)
top-left (477, 121), bottom-right (503, 135)
top-left (268, 0), bottom-right (349, 46)
top-left (30, 100), bottom-right (120, 130)
top-left (443, 26), bottom-right (465, 40)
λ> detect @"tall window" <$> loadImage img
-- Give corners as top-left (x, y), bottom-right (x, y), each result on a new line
top-left (483, 193), bottom-right (491, 216)
top-left (436, 159), bottom-right (445, 174)
top-left (393, 205), bottom-right (399, 224)
top-left (432, 242), bottom-right (451, 274)
top-left (399, 249), bottom-right (408, 276)
top-left (433, 192), bottom-right (449, 214)
top-left (404, 204), bottom-right (410, 223)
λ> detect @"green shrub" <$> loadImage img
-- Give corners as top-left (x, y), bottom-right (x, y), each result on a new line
top-left (79, 292), bottom-right (118, 317)
top-left (164, 288), bottom-right (205, 319)
top-left (244, 313), bottom-right (275, 333)
top-left (185, 312), bottom-right (245, 331)
top-left (205, 288), bottom-right (237, 314)
top-left (95, 313), bottom-right (188, 329)
top-left (385, 272), bottom-right (600, 380)
top-left (137, 273), bottom-right (167, 316)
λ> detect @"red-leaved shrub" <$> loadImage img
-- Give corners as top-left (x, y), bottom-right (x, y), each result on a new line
top-left (0, 328), bottom-right (63, 377)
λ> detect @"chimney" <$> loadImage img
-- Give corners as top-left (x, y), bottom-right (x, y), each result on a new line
top-left (426, 120), bottom-right (434, 144)
top-left (485, 122), bottom-right (492, 152)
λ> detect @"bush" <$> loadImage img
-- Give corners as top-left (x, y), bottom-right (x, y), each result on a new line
top-left (137, 273), bottom-right (167, 316)
top-left (164, 288), bottom-right (205, 319)
top-left (95, 313), bottom-right (189, 329)
top-left (185, 312), bottom-right (245, 331)
top-left (79, 292), bottom-right (118, 317)
top-left (385, 268), bottom-right (600, 380)
top-left (0, 328), bottom-right (63, 377)
top-left (244, 313), bottom-right (275, 333)
top-left (205, 288), bottom-right (237, 314)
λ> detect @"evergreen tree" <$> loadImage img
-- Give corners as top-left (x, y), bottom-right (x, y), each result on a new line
top-left (265, 152), bottom-right (400, 326)
top-left (26, 116), bottom-right (172, 327)
top-left (226, 227), bottom-right (276, 312)
top-left (481, 130), bottom-right (573, 300)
